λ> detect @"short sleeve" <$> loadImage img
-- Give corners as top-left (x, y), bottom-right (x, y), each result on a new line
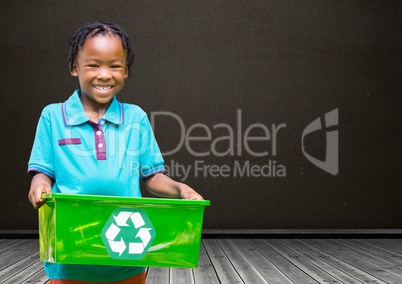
top-left (138, 115), bottom-right (165, 179)
top-left (27, 107), bottom-right (55, 179)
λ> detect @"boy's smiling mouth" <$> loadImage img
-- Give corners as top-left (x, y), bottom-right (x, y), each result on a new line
top-left (94, 85), bottom-right (113, 91)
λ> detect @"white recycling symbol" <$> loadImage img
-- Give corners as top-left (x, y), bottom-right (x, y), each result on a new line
top-left (102, 209), bottom-right (155, 259)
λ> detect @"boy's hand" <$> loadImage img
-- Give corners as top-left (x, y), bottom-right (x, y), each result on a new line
top-left (144, 173), bottom-right (204, 200)
top-left (179, 183), bottom-right (204, 200)
top-left (28, 173), bottom-right (53, 209)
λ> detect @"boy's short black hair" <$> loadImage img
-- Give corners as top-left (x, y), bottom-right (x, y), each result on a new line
top-left (68, 21), bottom-right (134, 76)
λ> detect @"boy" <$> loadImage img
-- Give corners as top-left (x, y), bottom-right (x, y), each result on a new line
top-left (28, 21), bottom-right (203, 284)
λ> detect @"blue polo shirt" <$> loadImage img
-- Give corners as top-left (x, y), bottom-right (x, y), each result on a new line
top-left (28, 89), bottom-right (165, 281)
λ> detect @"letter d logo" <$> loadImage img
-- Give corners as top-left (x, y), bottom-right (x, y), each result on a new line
top-left (301, 109), bottom-right (338, 175)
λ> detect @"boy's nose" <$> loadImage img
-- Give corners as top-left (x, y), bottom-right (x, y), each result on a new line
top-left (97, 67), bottom-right (112, 80)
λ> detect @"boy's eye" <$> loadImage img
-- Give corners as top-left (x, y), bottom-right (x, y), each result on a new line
top-left (87, 64), bottom-right (98, 68)
top-left (111, 65), bottom-right (123, 69)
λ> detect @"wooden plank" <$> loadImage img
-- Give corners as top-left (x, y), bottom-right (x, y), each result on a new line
top-left (304, 239), bottom-right (402, 284)
top-left (203, 239), bottom-right (244, 283)
top-left (0, 251), bottom-right (39, 282)
top-left (0, 239), bottom-right (24, 251)
top-left (281, 239), bottom-right (366, 284)
top-left (0, 239), bottom-right (11, 245)
top-left (146, 267), bottom-right (169, 284)
top-left (20, 268), bottom-right (49, 284)
top-left (0, 239), bottom-right (31, 259)
top-left (324, 240), bottom-right (402, 278)
top-left (292, 239), bottom-right (387, 284)
top-left (3, 260), bottom-right (44, 284)
top-left (0, 240), bottom-right (38, 271)
top-left (217, 239), bottom-right (268, 284)
top-left (360, 239), bottom-right (402, 255)
top-left (229, 239), bottom-right (293, 284)
top-left (355, 239), bottom-right (402, 260)
top-left (193, 242), bottom-right (220, 284)
top-left (386, 239), bottom-right (402, 246)
top-left (262, 239), bottom-right (340, 283)
top-left (247, 239), bottom-right (317, 283)
top-left (170, 268), bottom-right (194, 284)
top-left (339, 239), bottom-right (402, 266)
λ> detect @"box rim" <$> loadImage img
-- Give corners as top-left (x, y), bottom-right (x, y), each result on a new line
top-left (42, 193), bottom-right (210, 206)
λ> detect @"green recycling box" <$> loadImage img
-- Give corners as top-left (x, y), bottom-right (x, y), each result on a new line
top-left (39, 193), bottom-right (210, 268)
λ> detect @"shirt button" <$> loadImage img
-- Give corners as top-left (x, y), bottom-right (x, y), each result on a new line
top-left (96, 131), bottom-right (102, 136)
top-left (99, 120), bottom-right (105, 126)
top-left (98, 143), bottom-right (103, 148)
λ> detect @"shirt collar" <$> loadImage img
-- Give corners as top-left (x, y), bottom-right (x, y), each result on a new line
top-left (62, 89), bottom-right (124, 126)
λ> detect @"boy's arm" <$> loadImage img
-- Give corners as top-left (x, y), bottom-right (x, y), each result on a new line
top-left (144, 173), bottom-right (204, 200)
top-left (28, 173), bottom-right (53, 209)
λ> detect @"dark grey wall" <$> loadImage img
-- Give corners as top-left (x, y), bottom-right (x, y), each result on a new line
top-left (1, 1), bottom-right (401, 230)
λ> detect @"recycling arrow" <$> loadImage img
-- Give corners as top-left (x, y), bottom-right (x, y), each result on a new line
top-left (101, 208), bottom-right (156, 260)
top-left (109, 237), bottom-right (126, 256)
top-left (113, 211), bottom-right (132, 226)
top-left (129, 228), bottom-right (152, 254)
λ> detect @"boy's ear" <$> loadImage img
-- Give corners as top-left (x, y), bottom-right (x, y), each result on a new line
top-left (70, 62), bottom-right (78, 77)
top-left (124, 67), bottom-right (129, 78)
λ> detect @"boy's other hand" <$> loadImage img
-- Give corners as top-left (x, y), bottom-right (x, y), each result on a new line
top-left (179, 184), bottom-right (204, 200)
top-left (144, 173), bottom-right (204, 200)
top-left (28, 173), bottom-right (53, 209)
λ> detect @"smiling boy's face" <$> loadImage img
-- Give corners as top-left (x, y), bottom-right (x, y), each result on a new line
top-left (71, 34), bottom-right (128, 110)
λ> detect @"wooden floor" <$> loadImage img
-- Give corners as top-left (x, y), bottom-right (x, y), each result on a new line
top-left (1, 238), bottom-right (402, 283)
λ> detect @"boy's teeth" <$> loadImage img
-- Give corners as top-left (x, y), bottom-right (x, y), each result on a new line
top-left (95, 86), bottom-right (112, 90)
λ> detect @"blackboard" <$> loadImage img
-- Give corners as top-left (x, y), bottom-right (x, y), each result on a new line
top-left (0, 1), bottom-right (401, 230)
